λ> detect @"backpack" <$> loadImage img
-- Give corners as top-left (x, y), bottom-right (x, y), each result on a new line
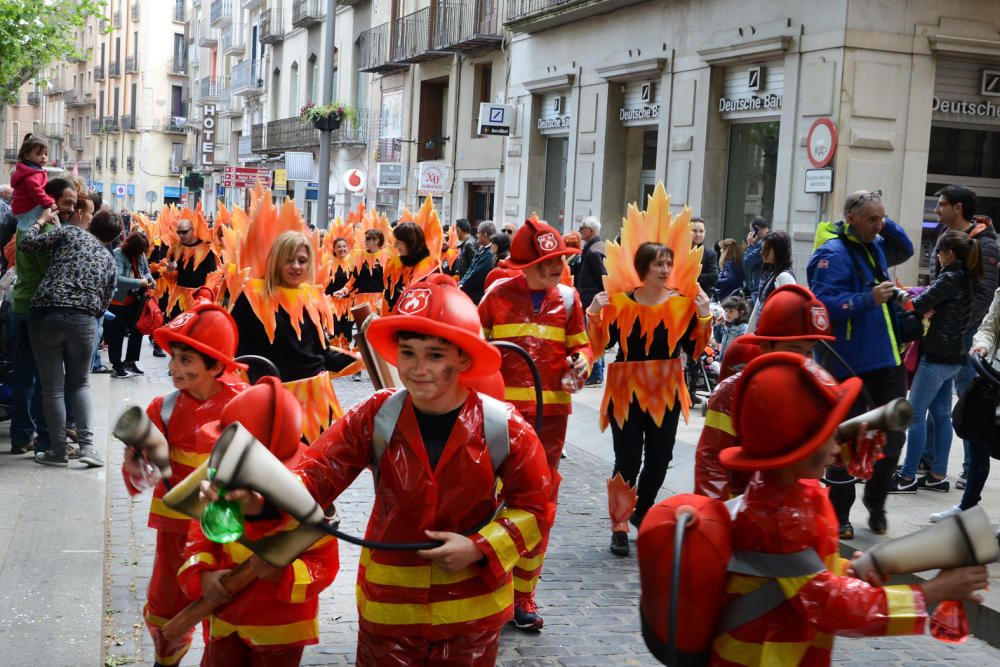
top-left (637, 493), bottom-right (825, 666)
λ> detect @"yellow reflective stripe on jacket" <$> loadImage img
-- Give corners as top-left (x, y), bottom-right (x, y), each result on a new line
top-left (222, 541), bottom-right (254, 565)
top-left (705, 409), bottom-right (735, 436)
top-left (209, 615), bottom-right (319, 646)
top-left (359, 548), bottom-right (477, 588)
top-left (498, 508), bottom-right (542, 552)
top-left (713, 633), bottom-right (811, 666)
top-left (504, 387), bottom-right (571, 405)
top-left (566, 331), bottom-right (589, 348)
top-left (150, 497), bottom-right (192, 521)
top-left (177, 551), bottom-right (216, 578)
top-left (170, 448), bottom-right (209, 468)
top-left (143, 605), bottom-right (171, 628)
top-left (290, 559), bottom-right (312, 604)
top-left (476, 520), bottom-right (521, 572)
top-left (884, 585), bottom-right (921, 635)
top-left (356, 581), bottom-right (513, 626)
top-left (775, 573), bottom-right (819, 600)
top-left (492, 323), bottom-right (566, 342)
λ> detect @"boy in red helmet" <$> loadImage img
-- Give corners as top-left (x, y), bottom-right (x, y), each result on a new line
top-left (693, 284), bottom-right (834, 501)
top-left (122, 301), bottom-right (248, 667)
top-left (477, 217), bottom-right (591, 630)
top-left (211, 274), bottom-right (553, 666)
top-left (707, 352), bottom-right (987, 666)
top-left (178, 378), bottom-right (339, 666)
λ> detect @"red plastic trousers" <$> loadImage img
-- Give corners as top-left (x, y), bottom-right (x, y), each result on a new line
top-left (200, 633), bottom-right (305, 666)
top-left (145, 531), bottom-right (196, 666)
top-left (356, 628), bottom-right (501, 666)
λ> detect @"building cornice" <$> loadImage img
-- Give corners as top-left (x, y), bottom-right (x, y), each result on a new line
top-left (697, 35), bottom-right (792, 66)
top-left (522, 72), bottom-right (576, 94)
top-left (595, 57), bottom-right (667, 82)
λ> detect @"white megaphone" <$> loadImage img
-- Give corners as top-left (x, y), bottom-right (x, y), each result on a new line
top-left (207, 422), bottom-right (326, 526)
top-left (835, 398), bottom-right (914, 443)
top-left (851, 506), bottom-right (1000, 582)
top-left (114, 406), bottom-right (173, 479)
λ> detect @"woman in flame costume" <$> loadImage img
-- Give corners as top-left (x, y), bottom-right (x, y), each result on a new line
top-left (216, 186), bottom-right (358, 441)
top-left (382, 197), bottom-right (444, 312)
top-left (587, 184), bottom-right (712, 557)
top-left (323, 223), bottom-right (357, 349)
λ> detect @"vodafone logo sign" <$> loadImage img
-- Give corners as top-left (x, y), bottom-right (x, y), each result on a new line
top-left (343, 169), bottom-right (365, 193)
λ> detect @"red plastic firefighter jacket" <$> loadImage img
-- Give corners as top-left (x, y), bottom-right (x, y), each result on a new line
top-left (710, 477), bottom-right (926, 666)
top-left (124, 381), bottom-right (247, 534)
top-left (478, 274), bottom-right (591, 418)
top-left (177, 524), bottom-right (339, 649)
top-left (294, 388), bottom-right (554, 640)
top-left (693, 374), bottom-right (750, 500)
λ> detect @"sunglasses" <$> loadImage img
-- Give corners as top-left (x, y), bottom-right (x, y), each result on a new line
top-left (503, 229), bottom-right (513, 234)
top-left (848, 189), bottom-right (883, 212)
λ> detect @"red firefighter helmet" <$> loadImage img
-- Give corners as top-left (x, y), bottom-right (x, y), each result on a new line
top-left (152, 301), bottom-right (246, 371)
top-left (202, 377), bottom-right (305, 465)
top-left (505, 217), bottom-right (580, 270)
top-left (366, 274), bottom-right (501, 378)
top-left (721, 352), bottom-right (862, 471)
top-left (743, 284), bottom-right (835, 343)
top-left (719, 335), bottom-right (760, 381)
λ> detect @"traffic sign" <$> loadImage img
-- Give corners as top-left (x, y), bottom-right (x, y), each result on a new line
top-left (478, 103), bottom-right (515, 136)
top-left (222, 166), bottom-right (272, 189)
top-left (806, 118), bottom-right (837, 168)
top-left (804, 168), bottom-right (834, 194)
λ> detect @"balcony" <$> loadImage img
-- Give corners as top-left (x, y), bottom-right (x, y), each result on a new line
top-left (260, 8), bottom-right (284, 44)
top-left (3, 148), bottom-right (15, 161)
top-left (69, 134), bottom-right (83, 150)
top-left (127, 156), bottom-right (135, 172)
top-left (90, 119), bottom-right (102, 134)
top-left (292, 0), bottom-right (324, 28)
top-left (70, 46), bottom-right (90, 63)
top-left (174, 5), bottom-right (186, 22)
top-left (220, 92), bottom-right (243, 118)
top-left (125, 55), bottom-right (137, 73)
top-left (27, 91), bottom-right (41, 105)
top-left (109, 60), bottom-right (121, 77)
top-left (120, 114), bottom-right (136, 131)
top-left (358, 23), bottom-right (408, 74)
top-left (44, 124), bottom-right (65, 139)
top-left (110, 157), bottom-right (118, 172)
top-left (251, 111), bottom-right (370, 154)
top-left (222, 26), bottom-right (244, 56)
top-left (199, 29), bottom-right (218, 48)
top-left (168, 58), bottom-right (188, 76)
top-left (200, 77), bottom-right (221, 102)
top-left (161, 116), bottom-right (190, 134)
top-left (131, 2), bottom-right (139, 21)
top-left (231, 59), bottom-right (264, 96)
top-left (95, 156), bottom-right (102, 171)
top-left (94, 65), bottom-right (105, 81)
top-left (392, 8), bottom-right (448, 63)
top-left (211, 0), bottom-right (233, 27)
top-left (432, 0), bottom-right (503, 51)
top-left (505, 0), bottom-right (647, 33)
top-left (65, 89), bottom-right (94, 108)
top-left (113, 10), bottom-right (121, 29)
top-left (103, 116), bottom-right (121, 132)
top-left (45, 84), bottom-right (63, 96)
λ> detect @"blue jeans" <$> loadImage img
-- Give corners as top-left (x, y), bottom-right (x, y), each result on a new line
top-left (91, 316), bottom-right (104, 371)
top-left (9, 310), bottom-right (48, 451)
top-left (900, 357), bottom-right (962, 479)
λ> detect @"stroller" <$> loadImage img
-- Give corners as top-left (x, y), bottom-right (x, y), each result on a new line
top-left (685, 344), bottom-right (719, 416)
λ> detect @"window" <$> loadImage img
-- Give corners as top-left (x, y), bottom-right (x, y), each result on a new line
top-left (307, 54), bottom-right (318, 104)
top-left (331, 49), bottom-right (339, 102)
top-left (173, 33), bottom-right (185, 66)
top-left (171, 85), bottom-right (184, 117)
top-left (289, 62), bottom-right (299, 115)
top-left (171, 142), bottom-right (183, 173)
top-left (271, 68), bottom-right (281, 118)
top-left (378, 91), bottom-right (403, 162)
top-left (418, 78), bottom-right (448, 161)
top-left (130, 82), bottom-right (137, 119)
top-left (113, 87), bottom-right (120, 118)
top-left (99, 90), bottom-right (105, 119)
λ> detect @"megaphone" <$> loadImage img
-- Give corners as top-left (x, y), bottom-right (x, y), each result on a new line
top-left (851, 506), bottom-right (1000, 582)
top-left (835, 398), bottom-right (914, 443)
top-left (208, 422), bottom-right (326, 526)
top-left (114, 406), bottom-right (173, 479)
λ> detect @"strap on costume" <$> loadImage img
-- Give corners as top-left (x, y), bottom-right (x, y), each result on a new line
top-left (557, 283), bottom-right (575, 324)
top-left (159, 389), bottom-right (181, 438)
top-left (371, 389), bottom-right (408, 485)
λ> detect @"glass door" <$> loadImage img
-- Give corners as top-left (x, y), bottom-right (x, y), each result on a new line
top-left (543, 136), bottom-right (568, 230)
top-left (723, 121), bottom-right (779, 240)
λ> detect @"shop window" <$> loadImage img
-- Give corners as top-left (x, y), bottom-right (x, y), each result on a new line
top-left (928, 126), bottom-right (1000, 180)
top-left (418, 78), bottom-right (448, 162)
top-left (723, 121), bottom-right (778, 240)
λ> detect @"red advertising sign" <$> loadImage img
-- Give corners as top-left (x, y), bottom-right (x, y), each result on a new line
top-left (222, 166), bottom-right (272, 189)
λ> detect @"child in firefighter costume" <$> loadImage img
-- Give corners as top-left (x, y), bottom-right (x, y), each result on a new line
top-left (122, 302), bottom-right (248, 666)
top-left (178, 377), bottom-right (339, 666)
top-left (223, 274), bottom-right (553, 665)
top-left (705, 352), bottom-right (987, 666)
top-left (477, 217), bottom-right (591, 630)
top-left (585, 184), bottom-right (712, 557)
top-left (693, 284), bottom-right (835, 501)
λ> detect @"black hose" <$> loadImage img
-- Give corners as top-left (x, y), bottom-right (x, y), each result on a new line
top-left (235, 355), bottom-right (282, 383)
top-left (490, 340), bottom-right (544, 434)
top-left (668, 511), bottom-right (693, 667)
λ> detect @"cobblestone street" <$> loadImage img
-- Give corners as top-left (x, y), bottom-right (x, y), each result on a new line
top-left (99, 351), bottom-right (1000, 666)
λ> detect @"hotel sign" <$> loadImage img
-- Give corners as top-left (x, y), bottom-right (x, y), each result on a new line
top-left (201, 104), bottom-right (216, 166)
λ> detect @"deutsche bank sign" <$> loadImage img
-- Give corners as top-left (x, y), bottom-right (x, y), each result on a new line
top-left (478, 103), bottom-right (515, 136)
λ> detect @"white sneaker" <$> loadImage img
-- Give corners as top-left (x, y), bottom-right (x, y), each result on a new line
top-left (929, 505), bottom-right (963, 523)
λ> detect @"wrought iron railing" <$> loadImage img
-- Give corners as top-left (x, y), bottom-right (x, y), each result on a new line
top-left (432, 0), bottom-right (502, 50)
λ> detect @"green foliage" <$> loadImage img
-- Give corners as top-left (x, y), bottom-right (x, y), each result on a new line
top-left (0, 0), bottom-right (107, 104)
top-left (299, 101), bottom-right (358, 127)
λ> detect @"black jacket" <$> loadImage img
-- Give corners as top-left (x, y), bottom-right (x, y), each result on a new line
top-left (913, 261), bottom-right (974, 364)
top-left (576, 236), bottom-right (607, 309)
top-left (697, 244), bottom-right (719, 293)
top-left (452, 236), bottom-right (477, 278)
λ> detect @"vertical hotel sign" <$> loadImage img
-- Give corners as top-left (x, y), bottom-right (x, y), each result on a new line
top-left (201, 104), bottom-right (216, 166)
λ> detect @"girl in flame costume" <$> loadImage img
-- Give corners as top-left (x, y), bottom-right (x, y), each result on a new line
top-left (215, 186), bottom-right (358, 442)
top-left (382, 197), bottom-right (444, 312)
top-left (586, 184), bottom-right (712, 557)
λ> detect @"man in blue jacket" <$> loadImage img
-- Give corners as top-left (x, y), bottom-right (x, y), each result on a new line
top-left (459, 220), bottom-right (496, 304)
top-left (743, 216), bottom-right (768, 306)
top-left (807, 190), bottom-right (914, 540)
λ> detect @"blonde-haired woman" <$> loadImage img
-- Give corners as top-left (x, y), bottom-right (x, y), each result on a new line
top-left (714, 238), bottom-right (745, 300)
top-left (231, 231), bottom-right (351, 382)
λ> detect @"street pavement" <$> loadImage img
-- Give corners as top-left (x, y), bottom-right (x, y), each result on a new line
top-left (4, 346), bottom-right (1000, 665)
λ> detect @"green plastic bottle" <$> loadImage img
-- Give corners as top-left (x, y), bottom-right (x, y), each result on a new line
top-left (200, 467), bottom-right (245, 543)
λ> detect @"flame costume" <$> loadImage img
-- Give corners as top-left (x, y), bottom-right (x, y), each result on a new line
top-left (382, 197), bottom-right (444, 312)
top-left (214, 186), bottom-right (355, 441)
top-left (177, 378), bottom-right (339, 664)
top-left (125, 304), bottom-right (248, 666)
top-left (477, 217), bottom-right (590, 623)
top-left (708, 353), bottom-right (926, 666)
top-left (587, 184), bottom-right (711, 547)
top-left (291, 276), bottom-right (553, 664)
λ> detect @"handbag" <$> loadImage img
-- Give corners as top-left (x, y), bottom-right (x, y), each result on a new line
top-left (952, 354), bottom-right (1000, 454)
top-left (894, 307), bottom-right (923, 344)
top-left (135, 296), bottom-right (164, 335)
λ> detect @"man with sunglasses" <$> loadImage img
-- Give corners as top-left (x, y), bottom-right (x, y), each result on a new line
top-left (807, 190), bottom-right (914, 540)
